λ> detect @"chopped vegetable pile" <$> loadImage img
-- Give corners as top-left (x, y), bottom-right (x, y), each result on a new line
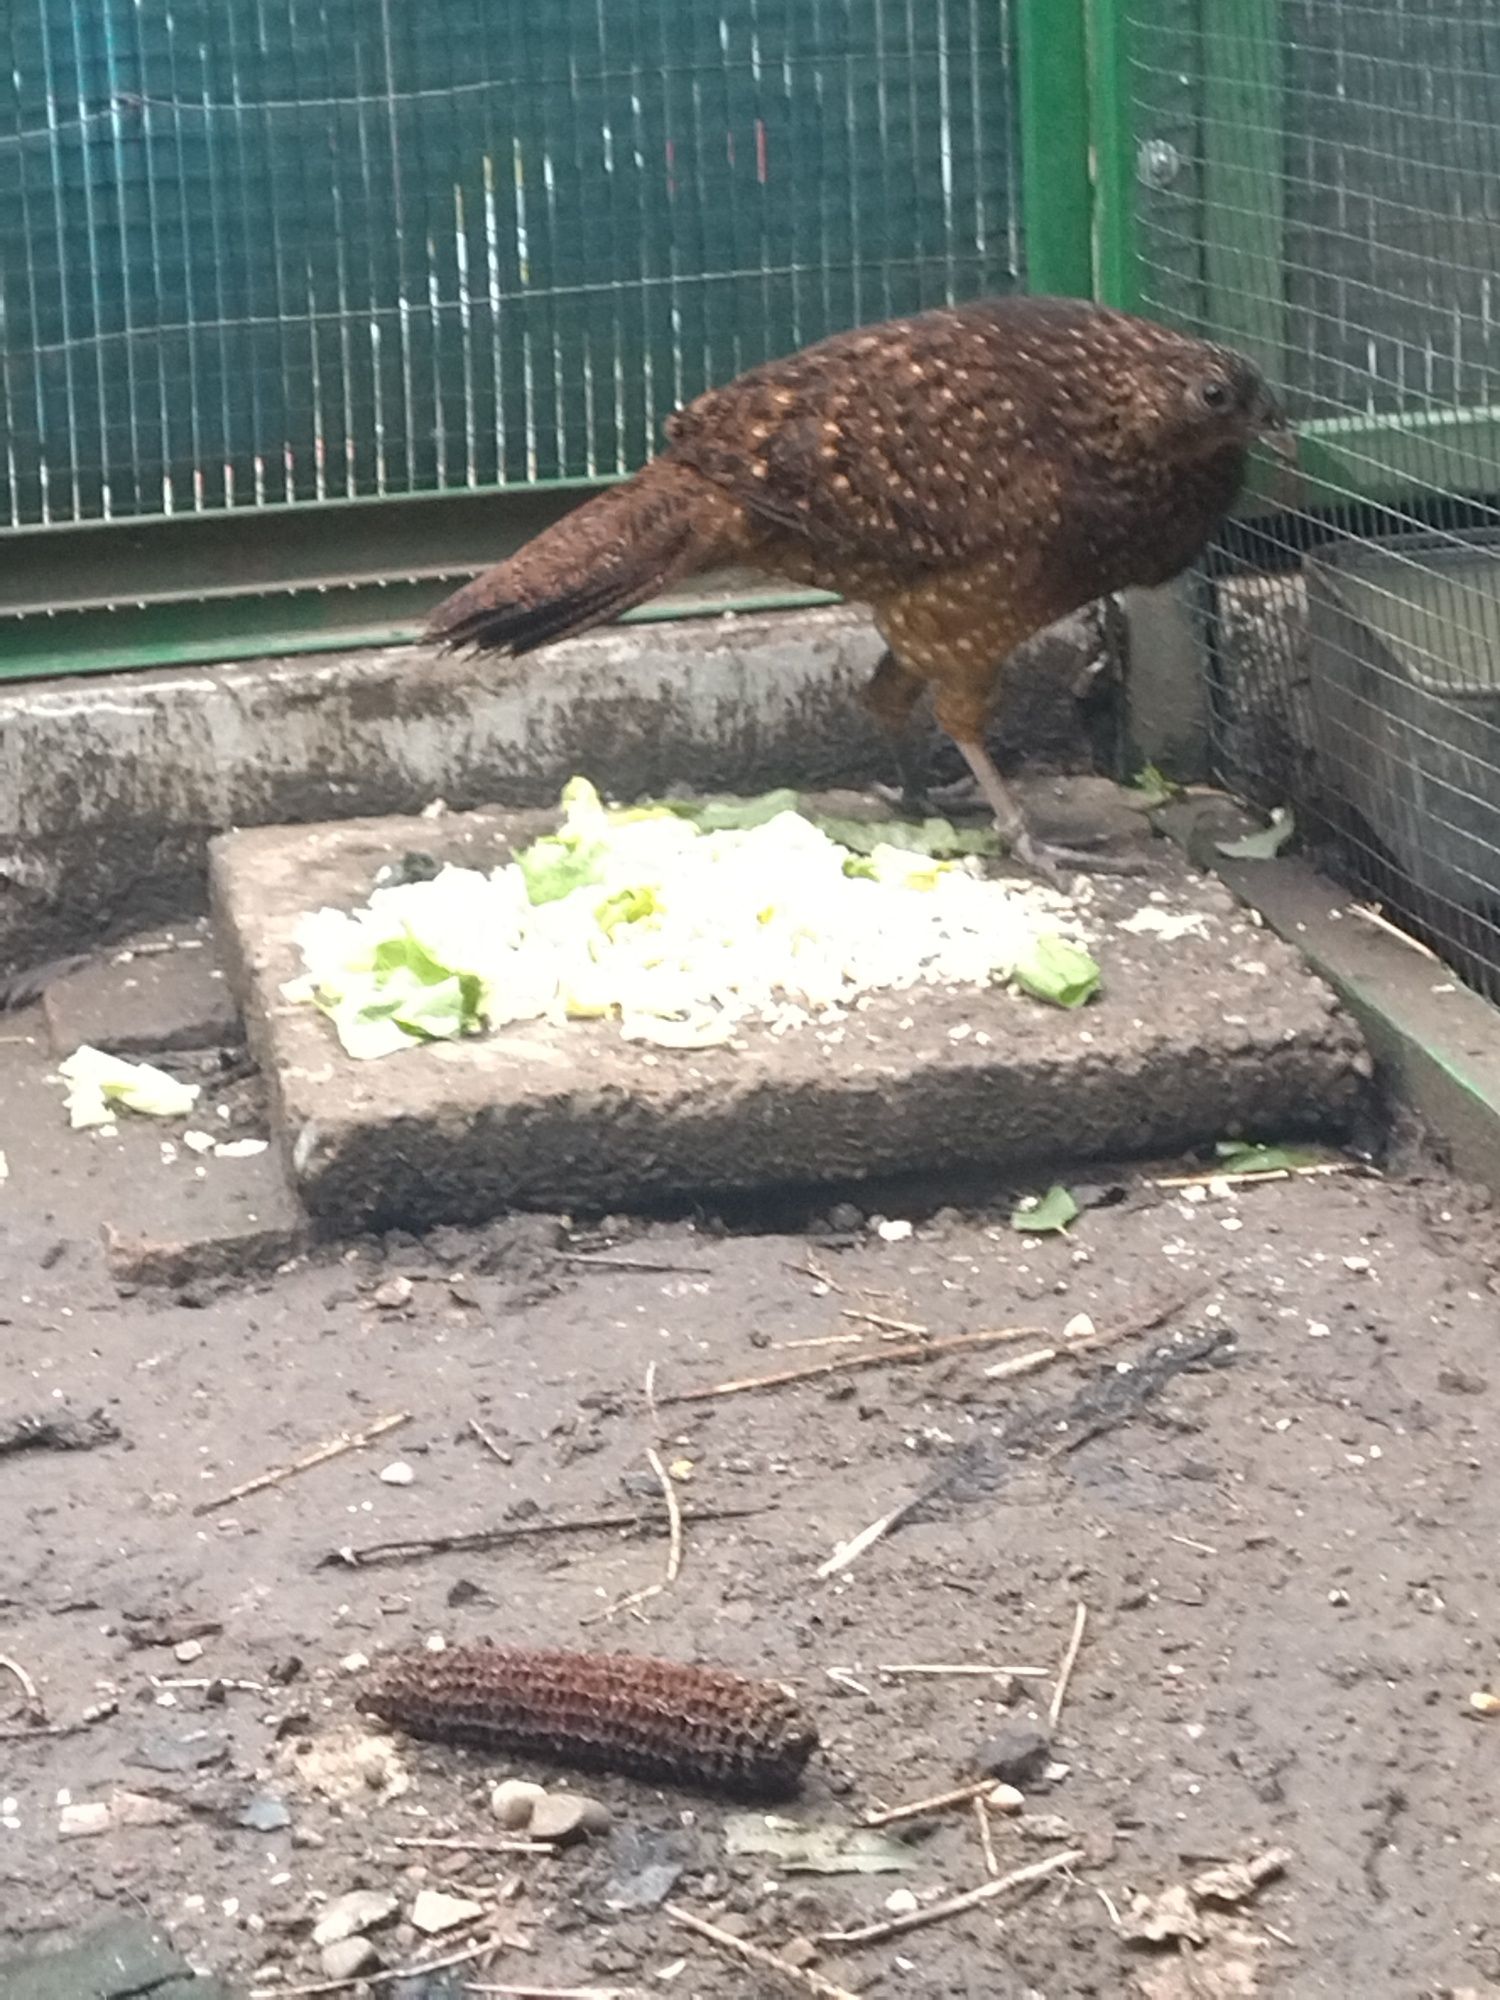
top-left (286, 779), bottom-right (1103, 1060)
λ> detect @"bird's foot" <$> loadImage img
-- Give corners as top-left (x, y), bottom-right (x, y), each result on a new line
top-left (1009, 828), bottom-right (1149, 885)
top-left (870, 775), bottom-right (987, 821)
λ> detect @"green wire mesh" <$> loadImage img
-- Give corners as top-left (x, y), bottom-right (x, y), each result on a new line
top-left (1129, 0), bottom-right (1500, 998)
top-left (0, 0), bottom-right (1023, 527)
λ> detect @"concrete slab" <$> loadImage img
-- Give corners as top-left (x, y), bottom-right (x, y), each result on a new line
top-left (0, 1030), bottom-right (310, 1287)
top-left (210, 787), bottom-right (1374, 1230)
top-left (41, 922), bottom-right (241, 1057)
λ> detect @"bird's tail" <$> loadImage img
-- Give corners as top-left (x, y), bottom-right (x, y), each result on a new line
top-left (425, 458), bottom-right (744, 657)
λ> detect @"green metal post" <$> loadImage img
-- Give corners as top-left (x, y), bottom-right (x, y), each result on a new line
top-left (1015, 0), bottom-right (1093, 298)
top-left (1083, 0), bottom-right (1140, 310)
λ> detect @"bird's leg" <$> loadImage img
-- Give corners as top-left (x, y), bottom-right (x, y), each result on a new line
top-left (861, 648), bottom-right (937, 816)
top-left (932, 682), bottom-right (1145, 882)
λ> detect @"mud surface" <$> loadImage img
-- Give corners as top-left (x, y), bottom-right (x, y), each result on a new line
top-left (3, 1129), bottom-right (1498, 1996)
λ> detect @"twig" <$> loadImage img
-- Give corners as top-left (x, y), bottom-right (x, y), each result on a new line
top-left (193, 1410), bottom-right (410, 1516)
top-left (862, 1777), bottom-right (1005, 1829)
top-left (784, 1255), bottom-right (844, 1294)
top-left (392, 1836), bottom-right (552, 1856)
top-left (877, 1662), bottom-right (1048, 1679)
top-left (667, 1904), bottom-right (860, 2000)
top-left (1169, 1533), bottom-right (1219, 1556)
top-left (841, 1308), bottom-right (928, 1336)
top-left (818, 1847), bottom-right (1085, 1945)
top-left (249, 1933), bottom-right (502, 1998)
top-left (815, 1289), bottom-right (1209, 1579)
top-left (774, 1333), bottom-right (865, 1351)
top-left (652, 1449), bottom-right (684, 1585)
top-left (1048, 1603), bottom-right (1089, 1730)
top-left (816, 1498), bottom-right (913, 1580)
top-left (465, 1987), bottom-right (628, 1998)
top-left (665, 1324), bottom-right (1042, 1406)
top-left (318, 1504), bottom-right (758, 1571)
top-left (0, 1654), bottom-right (45, 1724)
top-left (1346, 901), bottom-right (1441, 959)
top-left (562, 1251), bottom-right (711, 1275)
top-left (579, 1442), bottom-right (684, 1627)
top-left (468, 1417), bottom-right (513, 1466)
top-left (1149, 1162), bottom-right (1369, 1190)
top-left (973, 1795), bottom-right (1000, 1877)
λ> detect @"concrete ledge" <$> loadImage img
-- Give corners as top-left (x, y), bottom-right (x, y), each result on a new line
top-left (0, 607), bottom-right (1101, 977)
top-left (1160, 794), bottom-right (1500, 1194)
top-left (212, 792), bottom-right (1374, 1229)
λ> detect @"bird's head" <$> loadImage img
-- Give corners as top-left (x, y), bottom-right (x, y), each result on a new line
top-left (1149, 339), bottom-right (1293, 464)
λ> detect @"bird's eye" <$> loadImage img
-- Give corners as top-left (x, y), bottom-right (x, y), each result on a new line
top-left (1197, 376), bottom-right (1232, 411)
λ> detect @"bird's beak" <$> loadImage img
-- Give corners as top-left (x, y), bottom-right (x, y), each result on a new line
top-left (1256, 396), bottom-right (1297, 462)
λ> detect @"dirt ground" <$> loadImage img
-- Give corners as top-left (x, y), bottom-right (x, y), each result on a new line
top-left (3, 1105), bottom-right (1499, 2000)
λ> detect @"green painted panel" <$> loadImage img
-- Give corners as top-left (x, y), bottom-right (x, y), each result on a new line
top-left (0, 0), bottom-right (1025, 530)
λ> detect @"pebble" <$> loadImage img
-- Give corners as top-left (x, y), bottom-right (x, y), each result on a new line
top-left (373, 1275), bottom-right (414, 1311)
top-left (490, 1778), bottom-right (547, 1830)
top-left (973, 1722), bottom-right (1052, 1788)
top-left (173, 1638), bottom-right (204, 1665)
top-left (529, 1792), bottom-right (613, 1844)
top-left (987, 1783), bottom-right (1026, 1814)
top-left (875, 1217), bottom-right (913, 1242)
top-left (312, 1890), bottom-right (399, 1947)
top-left (378, 1461), bottom-right (415, 1486)
top-left (319, 1936), bottom-right (381, 1981)
top-left (883, 1888), bottom-right (919, 1915)
top-left (57, 1802), bottom-right (111, 1839)
top-left (411, 1889), bottom-right (485, 1934)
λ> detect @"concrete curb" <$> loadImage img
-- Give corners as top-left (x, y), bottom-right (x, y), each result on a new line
top-left (1158, 795), bottom-right (1500, 1196)
top-left (0, 607), bottom-right (1101, 977)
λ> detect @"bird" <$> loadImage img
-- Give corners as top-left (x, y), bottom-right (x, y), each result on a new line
top-left (426, 296), bottom-right (1287, 877)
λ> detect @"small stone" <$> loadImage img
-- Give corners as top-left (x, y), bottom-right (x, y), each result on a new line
top-left (1062, 1312), bottom-right (1096, 1341)
top-left (312, 1890), bottom-right (399, 1947)
top-left (529, 1792), bottom-right (612, 1844)
top-left (825, 1202), bottom-right (863, 1233)
top-left (490, 1778), bottom-right (547, 1830)
top-left (378, 1461), bottom-right (415, 1486)
top-left (320, 1936), bottom-right (381, 1981)
top-left (174, 1638), bottom-right (204, 1665)
top-left (987, 1783), bottom-right (1026, 1814)
top-left (373, 1275), bottom-right (415, 1311)
top-left (411, 1888), bottom-right (485, 1934)
top-left (1468, 1690), bottom-right (1500, 1716)
top-left (875, 1217), bottom-right (913, 1242)
top-left (883, 1888), bottom-right (919, 1915)
top-left (973, 1722), bottom-right (1052, 1788)
top-left (58, 1801), bottom-right (112, 1838)
top-left (781, 1937), bottom-right (821, 1970)
top-left (236, 1794), bottom-right (291, 1832)
top-left (339, 1651), bottom-right (371, 1674)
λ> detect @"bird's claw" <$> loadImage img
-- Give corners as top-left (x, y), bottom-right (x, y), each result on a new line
top-left (1010, 830), bottom-right (1149, 884)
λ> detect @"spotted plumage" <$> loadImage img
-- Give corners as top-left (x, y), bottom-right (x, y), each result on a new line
top-left (427, 296), bottom-right (1284, 874)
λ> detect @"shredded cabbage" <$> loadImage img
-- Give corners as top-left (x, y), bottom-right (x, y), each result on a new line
top-left (286, 779), bottom-right (1100, 1058)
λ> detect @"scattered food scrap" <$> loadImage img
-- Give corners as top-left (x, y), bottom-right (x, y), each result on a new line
top-left (57, 1044), bottom-right (199, 1127)
top-left (286, 777), bottom-right (1102, 1057)
top-left (360, 1644), bottom-right (819, 1799)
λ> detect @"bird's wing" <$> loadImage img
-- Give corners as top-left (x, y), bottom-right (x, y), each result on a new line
top-left (664, 310), bottom-right (1060, 573)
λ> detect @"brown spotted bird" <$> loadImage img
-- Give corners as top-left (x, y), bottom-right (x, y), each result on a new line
top-left (427, 297), bottom-right (1286, 875)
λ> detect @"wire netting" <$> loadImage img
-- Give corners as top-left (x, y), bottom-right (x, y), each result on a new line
top-left (0, 0), bottom-right (1023, 527)
top-left (1129, 0), bottom-right (1500, 999)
